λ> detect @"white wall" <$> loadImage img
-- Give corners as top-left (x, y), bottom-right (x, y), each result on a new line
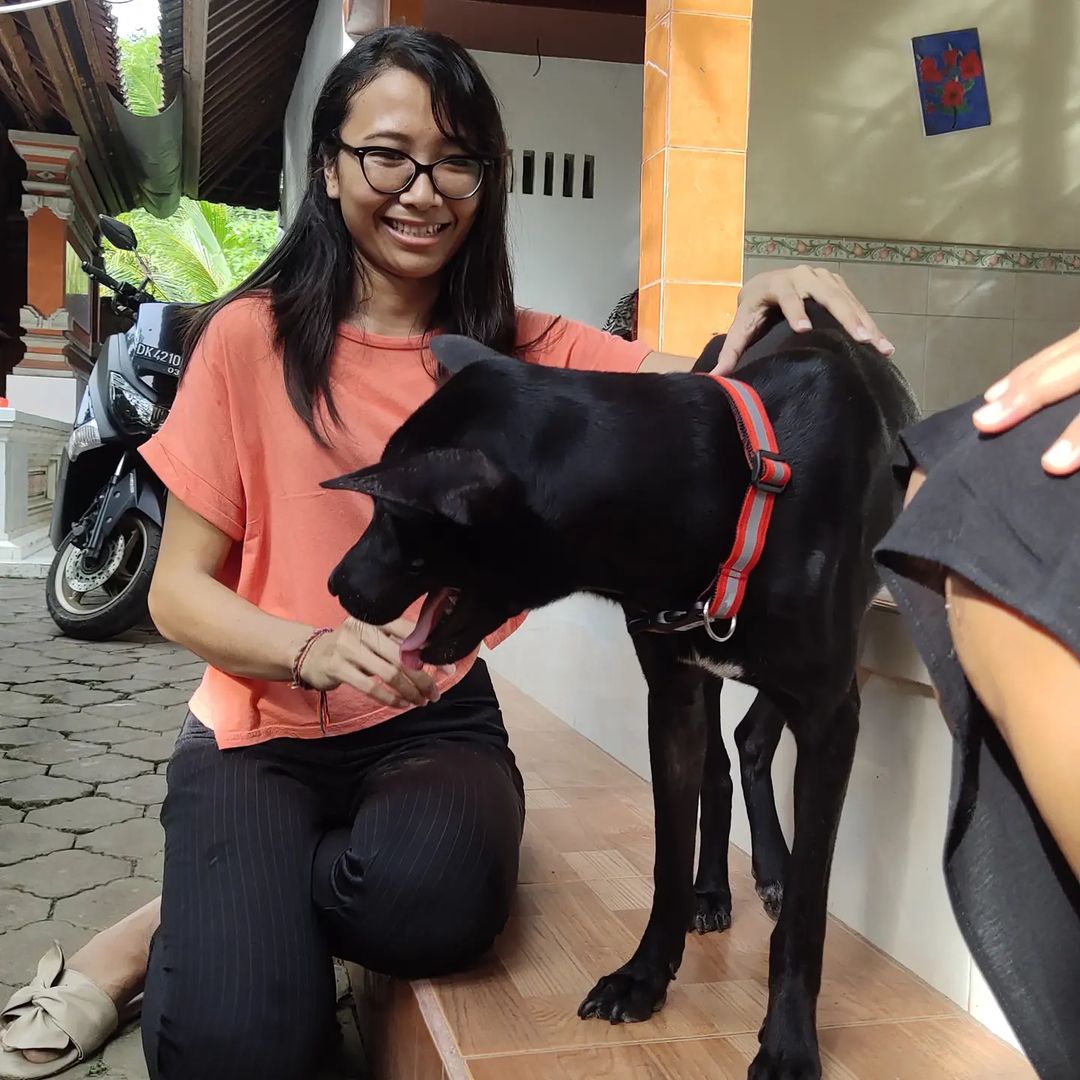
top-left (484, 596), bottom-right (651, 775)
top-left (0, 407), bottom-right (69, 563)
top-left (471, 51), bottom-right (643, 326)
top-left (747, 0), bottom-right (1080, 248)
top-left (281, 0), bottom-right (353, 223)
top-left (746, 254), bottom-right (1080, 417)
top-left (5, 372), bottom-right (79, 425)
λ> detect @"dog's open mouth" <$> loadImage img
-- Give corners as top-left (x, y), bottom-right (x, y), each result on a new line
top-left (400, 586), bottom-right (462, 670)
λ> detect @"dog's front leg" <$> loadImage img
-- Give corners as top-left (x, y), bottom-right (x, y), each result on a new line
top-left (750, 682), bottom-right (860, 1080)
top-left (735, 693), bottom-right (789, 920)
top-left (579, 649), bottom-right (706, 1023)
top-left (692, 676), bottom-right (734, 932)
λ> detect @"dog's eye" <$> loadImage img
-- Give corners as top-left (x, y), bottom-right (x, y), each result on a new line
top-left (407, 557), bottom-right (425, 573)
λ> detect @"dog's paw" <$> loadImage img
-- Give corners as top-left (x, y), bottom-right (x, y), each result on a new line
top-left (756, 880), bottom-right (784, 921)
top-left (577, 966), bottom-right (670, 1024)
top-left (747, 1042), bottom-right (822, 1080)
top-left (689, 890), bottom-right (732, 934)
top-left (749, 1008), bottom-right (820, 1080)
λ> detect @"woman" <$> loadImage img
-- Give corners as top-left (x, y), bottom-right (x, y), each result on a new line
top-left (876, 331), bottom-right (1080, 1078)
top-left (1, 27), bottom-right (892, 1080)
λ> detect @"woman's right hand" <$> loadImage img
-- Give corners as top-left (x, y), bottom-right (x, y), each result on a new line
top-left (973, 327), bottom-right (1080, 475)
top-left (300, 618), bottom-right (445, 709)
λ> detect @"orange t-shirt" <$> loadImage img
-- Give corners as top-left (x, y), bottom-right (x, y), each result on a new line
top-left (140, 295), bottom-right (650, 748)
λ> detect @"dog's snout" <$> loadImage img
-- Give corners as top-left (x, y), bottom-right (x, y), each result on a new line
top-left (327, 565), bottom-right (344, 598)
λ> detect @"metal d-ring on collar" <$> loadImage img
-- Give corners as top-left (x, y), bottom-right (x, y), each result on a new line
top-left (703, 611), bottom-right (737, 643)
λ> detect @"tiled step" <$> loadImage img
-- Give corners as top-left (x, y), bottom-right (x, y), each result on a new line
top-left (351, 675), bottom-right (1033, 1080)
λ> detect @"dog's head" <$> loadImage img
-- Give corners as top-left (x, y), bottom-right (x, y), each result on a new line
top-left (324, 336), bottom-right (551, 669)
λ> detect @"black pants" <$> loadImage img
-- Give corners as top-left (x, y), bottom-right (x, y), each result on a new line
top-left (141, 660), bottom-right (524, 1080)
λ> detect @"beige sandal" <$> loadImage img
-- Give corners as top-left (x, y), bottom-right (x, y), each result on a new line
top-left (0, 944), bottom-right (133, 1079)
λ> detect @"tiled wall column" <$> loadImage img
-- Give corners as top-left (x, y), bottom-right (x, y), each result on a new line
top-left (638, 0), bottom-right (751, 356)
top-left (8, 131), bottom-right (99, 380)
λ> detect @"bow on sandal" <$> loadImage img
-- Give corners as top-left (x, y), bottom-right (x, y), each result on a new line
top-left (0, 944), bottom-right (127, 1079)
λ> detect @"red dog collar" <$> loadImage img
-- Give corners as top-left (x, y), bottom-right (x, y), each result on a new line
top-left (625, 374), bottom-right (791, 641)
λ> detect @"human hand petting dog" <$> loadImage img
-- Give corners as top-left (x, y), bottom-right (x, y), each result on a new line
top-left (300, 617), bottom-right (448, 708)
top-left (714, 264), bottom-right (895, 374)
top-left (973, 326), bottom-right (1080, 476)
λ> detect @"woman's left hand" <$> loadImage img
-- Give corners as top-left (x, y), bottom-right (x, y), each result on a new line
top-left (714, 265), bottom-right (895, 374)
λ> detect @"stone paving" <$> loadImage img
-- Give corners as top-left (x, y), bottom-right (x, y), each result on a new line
top-left (0, 580), bottom-right (365, 1078)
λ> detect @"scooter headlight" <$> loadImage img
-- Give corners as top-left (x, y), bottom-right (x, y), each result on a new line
top-left (68, 391), bottom-right (102, 461)
top-left (108, 372), bottom-right (168, 434)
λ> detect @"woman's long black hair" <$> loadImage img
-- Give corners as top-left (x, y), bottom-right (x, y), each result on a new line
top-left (182, 27), bottom-right (521, 442)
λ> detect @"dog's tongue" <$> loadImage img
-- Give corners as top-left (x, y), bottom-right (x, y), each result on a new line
top-left (401, 588), bottom-right (453, 670)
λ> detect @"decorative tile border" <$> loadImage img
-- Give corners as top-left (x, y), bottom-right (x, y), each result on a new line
top-left (745, 232), bottom-right (1080, 274)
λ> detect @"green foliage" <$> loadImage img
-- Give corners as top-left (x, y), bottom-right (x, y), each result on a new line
top-left (118, 33), bottom-right (164, 116)
top-left (105, 198), bottom-right (237, 303)
top-left (104, 34), bottom-right (279, 303)
top-left (222, 207), bottom-right (282, 282)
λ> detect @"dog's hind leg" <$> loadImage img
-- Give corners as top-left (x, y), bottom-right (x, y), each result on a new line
top-left (579, 646), bottom-right (706, 1024)
top-left (750, 681), bottom-right (859, 1080)
top-left (692, 676), bottom-right (733, 933)
top-left (735, 694), bottom-right (789, 920)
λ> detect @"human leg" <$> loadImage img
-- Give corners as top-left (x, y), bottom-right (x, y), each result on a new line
top-left (945, 573), bottom-right (1080, 877)
top-left (141, 717), bottom-right (337, 1080)
top-left (313, 663), bottom-right (524, 978)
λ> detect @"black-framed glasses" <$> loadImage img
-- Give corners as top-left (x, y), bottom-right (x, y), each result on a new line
top-left (335, 140), bottom-right (488, 200)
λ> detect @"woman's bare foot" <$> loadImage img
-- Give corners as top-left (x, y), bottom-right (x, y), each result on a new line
top-left (17, 898), bottom-right (160, 1065)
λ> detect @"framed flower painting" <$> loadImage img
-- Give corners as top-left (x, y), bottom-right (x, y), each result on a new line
top-left (912, 28), bottom-right (991, 136)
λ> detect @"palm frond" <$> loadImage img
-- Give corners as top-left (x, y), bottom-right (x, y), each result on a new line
top-left (117, 35), bottom-right (163, 116)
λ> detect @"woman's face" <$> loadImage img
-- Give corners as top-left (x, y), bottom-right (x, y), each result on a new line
top-left (325, 68), bottom-right (483, 284)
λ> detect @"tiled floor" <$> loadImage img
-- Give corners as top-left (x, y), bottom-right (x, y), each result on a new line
top-left (0, 580), bottom-right (364, 1079)
top-left (364, 674), bottom-right (1034, 1080)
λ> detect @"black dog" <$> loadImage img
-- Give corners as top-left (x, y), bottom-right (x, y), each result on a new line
top-left (325, 308), bottom-right (919, 1079)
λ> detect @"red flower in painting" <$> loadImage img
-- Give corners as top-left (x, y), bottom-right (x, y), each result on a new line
top-left (959, 50), bottom-right (983, 79)
top-left (919, 56), bottom-right (943, 83)
top-left (943, 47), bottom-right (959, 68)
top-left (942, 79), bottom-right (965, 108)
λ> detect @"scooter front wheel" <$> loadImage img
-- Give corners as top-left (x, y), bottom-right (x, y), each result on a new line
top-left (46, 512), bottom-right (162, 640)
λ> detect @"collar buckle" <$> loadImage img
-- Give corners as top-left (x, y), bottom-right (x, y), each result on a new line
top-left (749, 448), bottom-right (790, 494)
top-left (626, 601), bottom-right (706, 635)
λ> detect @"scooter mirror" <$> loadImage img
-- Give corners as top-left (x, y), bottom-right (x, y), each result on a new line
top-left (99, 215), bottom-right (137, 252)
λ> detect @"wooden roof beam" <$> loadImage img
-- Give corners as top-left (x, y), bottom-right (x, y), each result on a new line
top-left (54, 3), bottom-right (134, 206)
top-left (0, 55), bottom-right (27, 125)
top-left (199, 104), bottom-right (281, 191)
top-left (69, 0), bottom-right (121, 118)
top-left (201, 25), bottom-right (305, 114)
top-left (181, 0), bottom-right (210, 197)
top-left (205, 3), bottom-right (297, 63)
top-left (0, 19), bottom-right (50, 129)
top-left (23, 6), bottom-right (123, 210)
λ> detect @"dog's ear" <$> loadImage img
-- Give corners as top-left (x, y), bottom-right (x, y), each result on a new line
top-left (430, 335), bottom-right (513, 376)
top-left (322, 448), bottom-right (512, 526)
